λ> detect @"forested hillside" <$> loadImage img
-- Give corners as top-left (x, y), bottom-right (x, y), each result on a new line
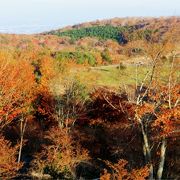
top-left (46, 16), bottom-right (180, 42)
top-left (0, 17), bottom-right (180, 179)
top-left (47, 25), bottom-right (156, 45)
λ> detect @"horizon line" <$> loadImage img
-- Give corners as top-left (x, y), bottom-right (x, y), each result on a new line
top-left (0, 15), bottom-right (179, 35)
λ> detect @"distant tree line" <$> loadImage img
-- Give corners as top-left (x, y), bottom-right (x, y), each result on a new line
top-left (51, 25), bottom-right (155, 44)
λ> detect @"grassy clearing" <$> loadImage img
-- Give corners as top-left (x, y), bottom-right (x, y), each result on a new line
top-left (70, 63), bottom-right (180, 89)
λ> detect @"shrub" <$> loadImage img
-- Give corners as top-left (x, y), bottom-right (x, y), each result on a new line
top-left (100, 159), bottom-right (149, 180)
top-left (55, 51), bottom-right (96, 66)
top-left (31, 127), bottom-right (90, 179)
top-left (117, 62), bottom-right (127, 70)
top-left (0, 135), bottom-right (23, 178)
top-left (54, 79), bottom-right (89, 128)
top-left (101, 49), bottom-right (112, 63)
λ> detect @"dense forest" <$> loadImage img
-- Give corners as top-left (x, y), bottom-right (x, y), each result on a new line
top-left (0, 17), bottom-right (180, 179)
top-left (47, 25), bottom-right (152, 43)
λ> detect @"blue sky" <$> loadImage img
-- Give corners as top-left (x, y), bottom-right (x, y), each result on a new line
top-left (0, 0), bottom-right (179, 34)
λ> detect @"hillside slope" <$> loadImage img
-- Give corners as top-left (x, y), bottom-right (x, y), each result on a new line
top-left (45, 17), bottom-right (180, 42)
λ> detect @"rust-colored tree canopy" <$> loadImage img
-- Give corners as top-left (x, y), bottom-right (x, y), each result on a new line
top-left (0, 17), bottom-right (179, 179)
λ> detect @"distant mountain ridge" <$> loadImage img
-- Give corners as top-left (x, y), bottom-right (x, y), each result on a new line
top-left (44, 16), bottom-right (180, 33)
top-left (0, 16), bottom-right (179, 60)
top-left (44, 16), bottom-right (180, 44)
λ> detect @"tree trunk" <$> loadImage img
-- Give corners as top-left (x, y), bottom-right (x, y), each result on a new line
top-left (18, 117), bottom-right (27, 163)
top-left (18, 133), bottom-right (23, 163)
top-left (141, 125), bottom-right (154, 179)
top-left (138, 117), bottom-right (154, 179)
top-left (157, 138), bottom-right (167, 180)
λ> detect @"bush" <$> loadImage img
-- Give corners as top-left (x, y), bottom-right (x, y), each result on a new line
top-left (117, 62), bottom-right (127, 70)
top-left (54, 79), bottom-right (89, 128)
top-left (31, 128), bottom-right (89, 179)
top-left (0, 135), bottom-right (23, 178)
top-left (101, 49), bottom-right (112, 63)
top-left (55, 51), bottom-right (96, 66)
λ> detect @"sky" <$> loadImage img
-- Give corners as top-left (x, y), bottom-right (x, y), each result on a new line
top-left (0, 0), bottom-right (179, 34)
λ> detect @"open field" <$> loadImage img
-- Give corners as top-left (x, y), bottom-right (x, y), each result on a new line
top-left (70, 61), bottom-right (180, 89)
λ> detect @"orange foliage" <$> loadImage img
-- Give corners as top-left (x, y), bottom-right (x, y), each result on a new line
top-left (152, 106), bottom-right (180, 138)
top-left (100, 159), bottom-right (149, 180)
top-left (0, 135), bottom-right (23, 178)
top-left (31, 127), bottom-right (89, 177)
top-left (0, 51), bottom-right (36, 129)
top-left (136, 103), bottom-right (154, 117)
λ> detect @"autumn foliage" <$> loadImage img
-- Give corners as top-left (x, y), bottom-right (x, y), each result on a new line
top-left (100, 160), bottom-right (149, 180)
top-left (0, 135), bottom-right (23, 178)
top-left (0, 17), bottom-right (180, 179)
top-left (0, 51), bottom-right (36, 129)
